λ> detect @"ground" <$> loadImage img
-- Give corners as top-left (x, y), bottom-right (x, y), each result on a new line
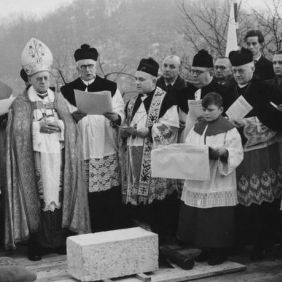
top-left (1, 244), bottom-right (282, 281)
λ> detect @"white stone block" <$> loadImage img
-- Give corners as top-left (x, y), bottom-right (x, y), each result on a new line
top-left (67, 227), bottom-right (159, 281)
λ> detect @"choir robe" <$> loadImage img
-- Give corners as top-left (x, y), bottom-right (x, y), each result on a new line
top-left (121, 86), bottom-right (180, 239)
top-left (224, 76), bottom-right (282, 251)
top-left (61, 76), bottom-right (125, 232)
top-left (177, 117), bottom-right (243, 248)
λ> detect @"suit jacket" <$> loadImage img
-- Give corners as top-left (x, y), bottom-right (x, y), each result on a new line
top-left (157, 75), bottom-right (187, 112)
top-left (254, 56), bottom-right (275, 80)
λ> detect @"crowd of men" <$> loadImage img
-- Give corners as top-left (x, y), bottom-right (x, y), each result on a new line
top-left (0, 29), bottom-right (282, 268)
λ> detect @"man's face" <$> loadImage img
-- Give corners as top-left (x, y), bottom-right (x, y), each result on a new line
top-left (245, 36), bottom-right (262, 58)
top-left (214, 58), bottom-right (232, 80)
top-left (29, 71), bottom-right (50, 93)
top-left (273, 54), bottom-right (282, 77)
top-left (135, 71), bottom-right (156, 94)
top-left (162, 57), bottom-right (180, 81)
top-left (77, 59), bottom-right (97, 81)
top-left (203, 104), bottom-right (223, 122)
top-left (232, 63), bottom-right (254, 85)
top-left (190, 67), bottom-right (212, 88)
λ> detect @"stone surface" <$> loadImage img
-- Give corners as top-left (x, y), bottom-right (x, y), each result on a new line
top-left (67, 227), bottom-right (159, 282)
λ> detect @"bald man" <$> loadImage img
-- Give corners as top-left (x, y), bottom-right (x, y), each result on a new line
top-left (157, 55), bottom-right (187, 131)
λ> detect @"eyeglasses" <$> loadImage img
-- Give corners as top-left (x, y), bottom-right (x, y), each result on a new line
top-left (190, 69), bottom-right (207, 76)
top-left (215, 66), bottom-right (226, 70)
top-left (80, 64), bottom-right (95, 71)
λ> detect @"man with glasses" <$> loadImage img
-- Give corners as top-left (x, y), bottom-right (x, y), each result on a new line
top-left (5, 38), bottom-right (90, 260)
top-left (225, 47), bottom-right (282, 260)
top-left (180, 50), bottom-right (225, 141)
top-left (61, 44), bottom-right (125, 233)
top-left (214, 57), bottom-right (234, 87)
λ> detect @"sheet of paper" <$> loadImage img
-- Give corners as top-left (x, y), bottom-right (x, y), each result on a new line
top-left (0, 95), bottom-right (15, 115)
top-left (74, 90), bottom-right (113, 115)
top-left (0, 80), bottom-right (13, 99)
top-left (151, 143), bottom-right (210, 180)
top-left (188, 100), bottom-right (203, 119)
top-left (226, 95), bottom-right (253, 120)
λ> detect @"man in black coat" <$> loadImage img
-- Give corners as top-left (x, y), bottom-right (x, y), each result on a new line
top-left (226, 47), bottom-right (282, 260)
top-left (179, 50), bottom-right (226, 142)
top-left (244, 29), bottom-right (275, 80)
top-left (157, 55), bottom-right (187, 135)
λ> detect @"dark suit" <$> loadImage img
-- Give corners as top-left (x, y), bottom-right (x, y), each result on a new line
top-left (157, 75), bottom-right (187, 112)
top-left (254, 56), bottom-right (275, 80)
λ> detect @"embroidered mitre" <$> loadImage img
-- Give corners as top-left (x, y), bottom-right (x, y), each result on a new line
top-left (21, 38), bottom-right (53, 76)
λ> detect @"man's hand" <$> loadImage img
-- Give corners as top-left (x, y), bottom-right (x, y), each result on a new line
top-left (228, 118), bottom-right (246, 128)
top-left (135, 127), bottom-right (150, 138)
top-left (119, 126), bottom-right (136, 138)
top-left (40, 121), bottom-right (61, 134)
top-left (72, 110), bottom-right (87, 123)
top-left (103, 112), bottom-right (119, 122)
top-left (208, 147), bottom-right (219, 160)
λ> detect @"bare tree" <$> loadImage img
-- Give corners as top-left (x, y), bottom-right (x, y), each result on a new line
top-left (177, 0), bottom-right (234, 57)
top-left (251, 0), bottom-right (282, 53)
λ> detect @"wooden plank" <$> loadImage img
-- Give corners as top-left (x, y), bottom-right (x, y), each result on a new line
top-left (136, 273), bottom-right (151, 282)
top-left (1, 248), bottom-right (247, 282)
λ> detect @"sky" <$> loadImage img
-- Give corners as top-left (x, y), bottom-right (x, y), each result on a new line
top-left (0, 0), bottom-right (278, 20)
top-left (0, 0), bottom-right (74, 20)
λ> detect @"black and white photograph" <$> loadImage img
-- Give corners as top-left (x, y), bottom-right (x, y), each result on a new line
top-left (0, 0), bottom-right (282, 281)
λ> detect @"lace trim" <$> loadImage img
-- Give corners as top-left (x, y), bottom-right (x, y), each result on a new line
top-left (237, 167), bottom-right (282, 206)
top-left (182, 190), bottom-right (238, 208)
top-left (85, 153), bottom-right (120, 192)
top-left (122, 177), bottom-right (178, 205)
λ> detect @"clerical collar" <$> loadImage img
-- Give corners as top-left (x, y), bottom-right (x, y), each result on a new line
top-left (139, 89), bottom-right (155, 97)
top-left (81, 78), bottom-right (95, 86)
top-left (238, 82), bottom-right (249, 88)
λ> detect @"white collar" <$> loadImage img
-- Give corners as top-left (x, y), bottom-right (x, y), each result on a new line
top-left (238, 83), bottom-right (248, 88)
top-left (254, 53), bottom-right (262, 62)
top-left (81, 78), bottom-right (95, 86)
top-left (28, 86), bottom-right (54, 102)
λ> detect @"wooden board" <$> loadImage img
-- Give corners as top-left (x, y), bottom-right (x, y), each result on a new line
top-left (1, 252), bottom-right (245, 282)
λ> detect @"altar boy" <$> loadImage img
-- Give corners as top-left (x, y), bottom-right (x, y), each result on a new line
top-left (177, 92), bottom-right (243, 265)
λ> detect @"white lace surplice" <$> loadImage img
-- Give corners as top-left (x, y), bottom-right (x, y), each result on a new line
top-left (69, 88), bottom-right (125, 192)
top-left (29, 87), bottom-right (65, 212)
top-left (182, 126), bottom-right (244, 208)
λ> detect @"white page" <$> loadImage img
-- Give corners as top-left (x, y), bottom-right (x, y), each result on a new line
top-left (74, 90), bottom-right (113, 115)
top-left (0, 80), bottom-right (12, 99)
top-left (188, 99), bottom-right (203, 119)
top-left (0, 95), bottom-right (15, 115)
top-left (226, 95), bottom-right (253, 120)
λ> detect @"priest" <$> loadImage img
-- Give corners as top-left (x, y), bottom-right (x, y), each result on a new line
top-left (226, 47), bottom-right (282, 260)
top-left (120, 57), bottom-right (180, 242)
top-left (61, 44), bottom-right (125, 232)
